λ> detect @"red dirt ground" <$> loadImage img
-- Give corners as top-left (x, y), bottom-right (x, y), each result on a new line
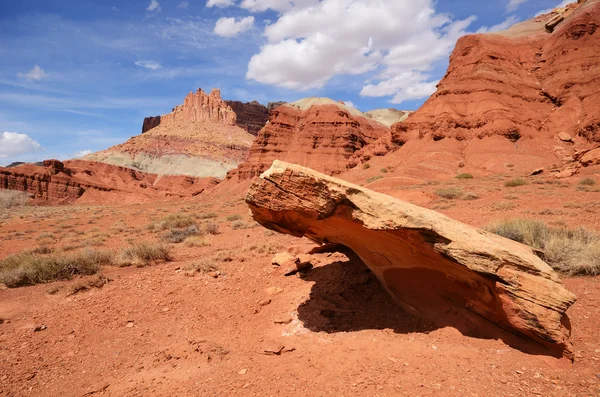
top-left (1, 177), bottom-right (599, 396)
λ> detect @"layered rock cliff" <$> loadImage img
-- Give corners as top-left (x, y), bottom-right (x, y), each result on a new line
top-left (359, 0), bottom-right (600, 178)
top-left (225, 100), bottom-right (269, 136)
top-left (235, 98), bottom-right (393, 180)
top-left (88, 88), bottom-right (254, 179)
top-left (0, 160), bottom-right (217, 204)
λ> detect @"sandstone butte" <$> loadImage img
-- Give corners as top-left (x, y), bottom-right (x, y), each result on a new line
top-left (344, 0), bottom-right (600, 180)
top-left (86, 88), bottom-right (255, 179)
top-left (235, 98), bottom-right (409, 180)
top-left (225, 100), bottom-right (269, 136)
top-left (246, 161), bottom-right (577, 359)
top-left (0, 159), bottom-right (217, 204)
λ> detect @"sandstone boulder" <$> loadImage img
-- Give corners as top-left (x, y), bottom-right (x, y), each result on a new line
top-left (246, 161), bottom-right (577, 359)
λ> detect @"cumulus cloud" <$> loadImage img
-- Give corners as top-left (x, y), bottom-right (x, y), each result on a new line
top-left (206, 0), bottom-right (236, 7)
top-left (0, 132), bottom-right (42, 159)
top-left (245, 0), bottom-right (475, 104)
top-left (146, 0), bottom-right (161, 12)
top-left (343, 101), bottom-right (356, 109)
top-left (477, 15), bottom-right (520, 33)
top-left (73, 149), bottom-right (93, 158)
top-left (135, 60), bottom-right (163, 70)
top-left (506, 0), bottom-right (527, 12)
top-left (214, 16), bottom-right (255, 37)
top-left (17, 65), bottom-right (46, 81)
top-left (178, 1), bottom-right (189, 8)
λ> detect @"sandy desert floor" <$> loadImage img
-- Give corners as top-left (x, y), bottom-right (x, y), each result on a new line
top-left (1, 174), bottom-right (599, 396)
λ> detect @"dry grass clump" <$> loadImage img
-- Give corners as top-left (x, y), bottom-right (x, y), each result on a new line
top-left (0, 248), bottom-right (113, 288)
top-left (366, 175), bottom-right (383, 184)
top-left (455, 173), bottom-right (473, 179)
top-left (580, 178), bottom-right (596, 186)
top-left (434, 187), bottom-right (463, 199)
top-left (161, 224), bottom-right (201, 243)
top-left (197, 212), bottom-right (218, 220)
top-left (120, 242), bottom-right (171, 267)
top-left (504, 178), bottom-right (528, 187)
top-left (486, 218), bottom-right (600, 276)
top-left (226, 214), bottom-right (242, 222)
top-left (186, 259), bottom-right (219, 275)
top-left (185, 236), bottom-right (211, 247)
top-left (204, 221), bottom-right (220, 235)
top-left (231, 220), bottom-right (251, 230)
top-left (158, 214), bottom-right (196, 230)
top-left (0, 190), bottom-right (30, 208)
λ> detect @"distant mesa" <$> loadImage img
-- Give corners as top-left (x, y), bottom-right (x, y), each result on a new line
top-left (87, 88), bottom-right (255, 179)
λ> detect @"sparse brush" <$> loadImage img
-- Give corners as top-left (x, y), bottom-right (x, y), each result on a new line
top-left (158, 214), bottom-right (196, 230)
top-left (186, 259), bottom-right (218, 274)
top-left (455, 173), bottom-right (474, 179)
top-left (0, 190), bottom-right (30, 208)
top-left (580, 178), bottom-right (596, 186)
top-left (0, 248), bottom-right (113, 288)
top-left (119, 241), bottom-right (171, 267)
top-left (67, 274), bottom-right (110, 295)
top-left (161, 224), bottom-right (201, 243)
top-left (504, 178), bottom-right (528, 187)
top-left (366, 175), bottom-right (383, 184)
top-left (204, 221), bottom-right (220, 235)
top-left (231, 221), bottom-right (250, 230)
top-left (486, 218), bottom-right (600, 276)
top-left (434, 187), bottom-right (463, 200)
top-left (226, 214), bottom-right (242, 222)
top-left (197, 212), bottom-right (218, 220)
top-left (363, 163), bottom-right (371, 170)
top-left (462, 192), bottom-right (480, 200)
top-left (185, 236), bottom-right (211, 247)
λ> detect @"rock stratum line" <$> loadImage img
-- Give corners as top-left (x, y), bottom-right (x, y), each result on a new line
top-left (246, 161), bottom-right (577, 359)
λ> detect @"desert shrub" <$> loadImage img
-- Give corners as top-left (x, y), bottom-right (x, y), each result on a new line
top-left (226, 214), bottom-right (242, 222)
top-left (158, 214), bottom-right (196, 230)
top-left (462, 192), bottom-right (480, 200)
top-left (362, 163), bottom-right (371, 170)
top-left (204, 221), bottom-right (220, 235)
top-left (491, 202), bottom-right (517, 211)
top-left (380, 167), bottom-right (389, 173)
top-left (185, 236), bottom-right (211, 247)
top-left (0, 190), bottom-right (30, 209)
top-left (366, 175), bottom-right (383, 184)
top-left (231, 221), bottom-right (251, 230)
top-left (434, 187), bottom-right (463, 199)
top-left (161, 224), bottom-right (201, 243)
top-left (486, 218), bottom-right (600, 275)
top-left (580, 178), bottom-right (596, 186)
top-left (504, 178), bottom-right (528, 187)
top-left (0, 248), bottom-right (113, 288)
top-left (197, 212), bottom-right (218, 220)
top-left (455, 173), bottom-right (473, 179)
top-left (186, 259), bottom-right (218, 274)
top-left (120, 242), bottom-right (171, 267)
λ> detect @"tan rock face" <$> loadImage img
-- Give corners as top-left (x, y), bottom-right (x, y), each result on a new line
top-left (225, 100), bottom-right (269, 136)
top-left (236, 99), bottom-right (389, 180)
top-left (162, 88), bottom-right (236, 127)
top-left (246, 161), bottom-right (577, 359)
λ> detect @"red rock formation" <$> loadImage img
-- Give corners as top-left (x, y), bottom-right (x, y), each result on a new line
top-left (225, 100), bottom-right (269, 136)
top-left (236, 99), bottom-right (389, 180)
top-left (0, 160), bottom-right (218, 204)
top-left (366, 0), bottom-right (600, 178)
top-left (142, 116), bottom-right (161, 133)
top-left (88, 88), bottom-right (254, 179)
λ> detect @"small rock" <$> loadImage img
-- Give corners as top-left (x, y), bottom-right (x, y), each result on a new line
top-left (516, 370), bottom-right (523, 375)
top-left (262, 341), bottom-right (285, 355)
top-left (594, 349), bottom-right (600, 353)
top-left (265, 286), bottom-right (284, 296)
top-left (273, 316), bottom-right (293, 324)
top-left (431, 345), bottom-right (438, 350)
top-left (458, 160), bottom-right (465, 168)
top-left (529, 168), bottom-right (544, 176)
top-left (238, 369), bottom-right (247, 375)
top-left (33, 325), bottom-right (47, 332)
top-left (595, 373), bottom-right (600, 379)
top-left (294, 254), bottom-right (314, 273)
top-left (1, 375), bottom-right (7, 381)
top-left (162, 307), bottom-right (170, 312)
top-left (126, 322), bottom-right (134, 328)
top-left (208, 271), bottom-right (220, 279)
top-left (558, 132), bottom-right (573, 143)
top-left (0, 318), bottom-right (4, 324)
top-left (258, 298), bottom-right (271, 307)
top-left (271, 252), bottom-right (294, 267)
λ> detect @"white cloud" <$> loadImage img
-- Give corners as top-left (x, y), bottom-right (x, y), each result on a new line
top-left (73, 149), bottom-right (93, 158)
top-left (246, 0), bottom-right (475, 104)
top-left (343, 101), bottom-right (356, 109)
top-left (0, 132), bottom-right (42, 159)
top-left (135, 60), bottom-right (163, 70)
top-left (206, 0), bottom-right (236, 7)
top-left (214, 16), bottom-right (255, 37)
top-left (178, 1), bottom-right (190, 8)
top-left (17, 65), bottom-right (47, 81)
top-left (477, 15), bottom-right (520, 33)
top-left (536, 0), bottom-right (571, 16)
top-left (146, 0), bottom-right (161, 12)
top-left (506, 0), bottom-right (527, 12)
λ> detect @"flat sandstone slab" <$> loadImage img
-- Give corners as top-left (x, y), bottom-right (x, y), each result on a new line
top-left (246, 161), bottom-right (577, 359)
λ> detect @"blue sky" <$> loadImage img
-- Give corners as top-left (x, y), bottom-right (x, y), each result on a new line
top-left (0, 0), bottom-right (569, 165)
